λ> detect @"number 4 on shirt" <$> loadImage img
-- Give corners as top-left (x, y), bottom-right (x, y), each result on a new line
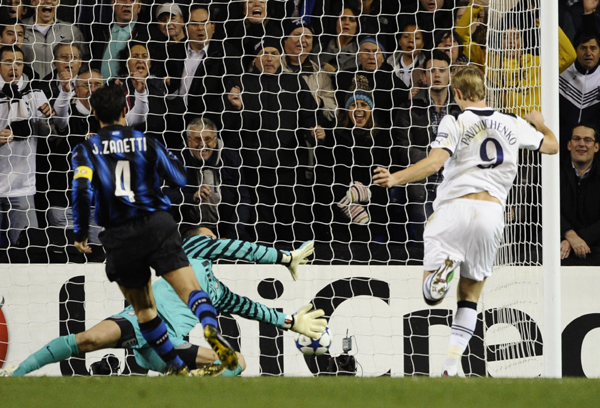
top-left (115, 160), bottom-right (136, 202)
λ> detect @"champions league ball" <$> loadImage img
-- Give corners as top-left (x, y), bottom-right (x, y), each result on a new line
top-left (295, 327), bottom-right (332, 356)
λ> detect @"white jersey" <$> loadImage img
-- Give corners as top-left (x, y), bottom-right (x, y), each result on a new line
top-left (430, 107), bottom-right (544, 210)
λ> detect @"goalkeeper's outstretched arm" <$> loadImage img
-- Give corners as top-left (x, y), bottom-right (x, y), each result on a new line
top-left (182, 228), bottom-right (314, 281)
top-left (214, 283), bottom-right (326, 340)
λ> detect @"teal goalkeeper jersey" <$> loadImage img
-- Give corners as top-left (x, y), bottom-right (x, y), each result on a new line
top-left (151, 235), bottom-right (287, 339)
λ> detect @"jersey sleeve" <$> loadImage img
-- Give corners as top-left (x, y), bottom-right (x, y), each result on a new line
top-left (71, 143), bottom-right (95, 242)
top-left (213, 281), bottom-right (287, 327)
top-left (153, 138), bottom-right (187, 188)
top-left (516, 116), bottom-right (545, 151)
top-left (183, 235), bottom-right (283, 264)
top-left (430, 114), bottom-right (461, 156)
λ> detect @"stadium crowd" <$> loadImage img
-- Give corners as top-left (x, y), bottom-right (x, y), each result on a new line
top-left (0, 0), bottom-right (598, 265)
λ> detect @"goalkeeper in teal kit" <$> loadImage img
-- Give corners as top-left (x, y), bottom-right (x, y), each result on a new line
top-left (2, 228), bottom-right (324, 377)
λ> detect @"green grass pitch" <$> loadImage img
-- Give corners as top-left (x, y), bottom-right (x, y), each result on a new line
top-left (1, 377), bottom-right (599, 408)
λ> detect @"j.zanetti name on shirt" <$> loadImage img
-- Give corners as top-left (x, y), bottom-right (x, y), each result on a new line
top-left (91, 135), bottom-right (148, 155)
top-left (461, 119), bottom-right (517, 146)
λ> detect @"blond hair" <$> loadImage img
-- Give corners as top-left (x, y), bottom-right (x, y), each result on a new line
top-left (452, 66), bottom-right (485, 101)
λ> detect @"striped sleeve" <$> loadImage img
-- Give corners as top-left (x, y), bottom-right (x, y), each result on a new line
top-left (213, 283), bottom-right (287, 327)
top-left (183, 235), bottom-right (282, 264)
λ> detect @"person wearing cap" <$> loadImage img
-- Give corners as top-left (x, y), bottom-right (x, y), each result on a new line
top-left (89, 0), bottom-right (149, 81)
top-left (155, 2), bottom-right (185, 42)
top-left (313, 75), bottom-right (393, 243)
top-left (224, 39), bottom-right (324, 244)
top-left (148, 2), bottom-right (186, 78)
top-left (281, 18), bottom-right (336, 126)
top-left (224, 0), bottom-right (282, 71)
top-left (336, 36), bottom-right (408, 129)
top-left (392, 50), bottom-right (460, 244)
top-left (165, 3), bottom-right (242, 128)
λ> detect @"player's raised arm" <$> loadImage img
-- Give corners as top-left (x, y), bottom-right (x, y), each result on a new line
top-left (373, 148), bottom-right (450, 188)
top-left (523, 110), bottom-right (559, 155)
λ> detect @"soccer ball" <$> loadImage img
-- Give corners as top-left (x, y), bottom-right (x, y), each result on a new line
top-left (295, 327), bottom-right (332, 356)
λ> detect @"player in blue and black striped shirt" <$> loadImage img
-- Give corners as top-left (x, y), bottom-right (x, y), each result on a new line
top-left (71, 84), bottom-right (237, 375)
top-left (5, 228), bottom-right (323, 377)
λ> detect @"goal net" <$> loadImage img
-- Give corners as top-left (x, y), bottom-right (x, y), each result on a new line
top-left (0, 0), bottom-right (555, 377)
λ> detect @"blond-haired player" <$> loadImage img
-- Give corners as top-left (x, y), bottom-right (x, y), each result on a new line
top-left (374, 66), bottom-right (558, 376)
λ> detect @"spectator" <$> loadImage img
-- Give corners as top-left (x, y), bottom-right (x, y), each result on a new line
top-left (115, 40), bottom-right (179, 148)
top-left (36, 41), bottom-right (82, 105)
top-left (0, 17), bottom-right (23, 46)
top-left (560, 20), bottom-right (600, 154)
top-left (454, 0), bottom-right (470, 27)
top-left (147, 2), bottom-right (186, 78)
top-left (387, 20), bottom-right (426, 91)
top-left (53, 69), bottom-right (103, 137)
top-left (353, 0), bottom-right (400, 54)
top-left (0, 17), bottom-right (35, 80)
top-left (166, 3), bottom-right (242, 128)
top-left (42, 69), bottom-right (104, 244)
top-left (0, 45), bottom-right (52, 246)
top-left (393, 50), bottom-right (460, 243)
top-left (319, 5), bottom-right (360, 73)
top-left (412, 0), bottom-right (454, 33)
top-left (22, 0), bottom-right (87, 78)
top-left (165, 117), bottom-right (253, 241)
top-left (434, 29), bottom-right (469, 69)
top-left (1, 0), bottom-right (31, 22)
top-left (225, 0), bottom-right (283, 71)
top-left (225, 39), bottom-right (323, 244)
top-left (281, 18), bottom-right (336, 127)
top-left (89, 0), bottom-right (149, 81)
top-left (560, 123), bottom-right (600, 266)
top-left (454, 1), bottom-right (488, 70)
top-left (314, 75), bottom-right (392, 243)
top-left (337, 36), bottom-right (409, 129)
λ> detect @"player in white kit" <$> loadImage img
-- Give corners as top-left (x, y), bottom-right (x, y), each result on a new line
top-left (373, 66), bottom-right (558, 376)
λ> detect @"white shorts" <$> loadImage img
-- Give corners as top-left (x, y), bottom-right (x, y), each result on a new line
top-left (423, 199), bottom-right (504, 282)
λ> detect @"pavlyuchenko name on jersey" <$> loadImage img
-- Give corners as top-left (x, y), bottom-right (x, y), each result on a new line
top-left (461, 119), bottom-right (517, 146)
top-left (91, 135), bottom-right (148, 155)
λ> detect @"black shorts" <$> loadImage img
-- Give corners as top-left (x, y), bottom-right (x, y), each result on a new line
top-left (99, 211), bottom-right (189, 288)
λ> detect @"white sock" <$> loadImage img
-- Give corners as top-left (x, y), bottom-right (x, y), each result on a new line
top-left (447, 301), bottom-right (478, 361)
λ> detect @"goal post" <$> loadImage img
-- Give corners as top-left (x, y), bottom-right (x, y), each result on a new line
top-left (539, 0), bottom-right (562, 379)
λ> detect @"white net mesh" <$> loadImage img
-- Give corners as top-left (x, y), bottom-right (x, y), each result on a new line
top-left (0, 0), bottom-right (552, 377)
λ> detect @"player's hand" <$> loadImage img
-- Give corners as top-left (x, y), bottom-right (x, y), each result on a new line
top-left (373, 166), bottom-right (398, 188)
top-left (560, 239), bottom-right (572, 260)
top-left (284, 240), bottom-right (314, 281)
top-left (0, 128), bottom-right (13, 145)
top-left (74, 239), bottom-right (92, 254)
top-left (38, 103), bottom-right (52, 117)
top-left (228, 86), bottom-right (242, 110)
top-left (290, 304), bottom-right (327, 340)
top-left (523, 110), bottom-right (545, 129)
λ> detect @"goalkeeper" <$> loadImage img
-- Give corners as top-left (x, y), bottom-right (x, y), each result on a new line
top-left (4, 228), bottom-right (324, 377)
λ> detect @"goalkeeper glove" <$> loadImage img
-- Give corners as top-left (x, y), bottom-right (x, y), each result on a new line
top-left (284, 304), bottom-right (328, 340)
top-left (281, 240), bottom-right (314, 281)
